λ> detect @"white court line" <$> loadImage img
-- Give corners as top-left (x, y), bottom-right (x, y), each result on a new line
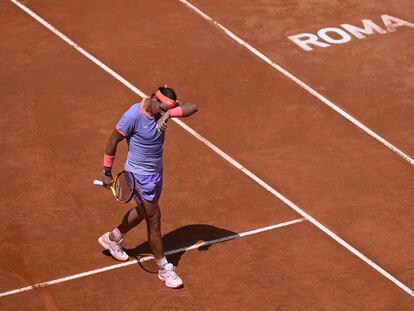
top-left (0, 218), bottom-right (305, 298)
top-left (179, 0), bottom-right (414, 167)
top-left (10, 0), bottom-right (414, 298)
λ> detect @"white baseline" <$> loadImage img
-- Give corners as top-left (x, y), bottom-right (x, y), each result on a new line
top-left (10, 0), bottom-right (414, 298)
top-left (0, 218), bottom-right (305, 298)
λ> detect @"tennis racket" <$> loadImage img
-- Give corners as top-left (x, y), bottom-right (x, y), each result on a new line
top-left (93, 170), bottom-right (135, 203)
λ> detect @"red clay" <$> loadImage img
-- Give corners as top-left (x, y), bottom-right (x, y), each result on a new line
top-left (1, 0), bottom-right (413, 310)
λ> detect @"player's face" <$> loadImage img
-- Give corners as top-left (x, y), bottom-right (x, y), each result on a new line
top-left (152, 95), bottom-right (172, 115)
top-left (150, 97), bottom-right (163, 115)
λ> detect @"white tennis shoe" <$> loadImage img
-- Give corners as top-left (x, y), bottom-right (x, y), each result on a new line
top-left (158, 263), bottom-right (183, 288)
top-left (98, 232), bottom-right (129, 261)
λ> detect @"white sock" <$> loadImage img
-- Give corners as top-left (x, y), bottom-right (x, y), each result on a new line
top-left (110, 228), bottom-right (123, 243)
top-left (156, 256), bottom-right (168, 269)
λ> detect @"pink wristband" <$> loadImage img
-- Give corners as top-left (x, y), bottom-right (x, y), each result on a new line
top-left (103, 154), bottom-right (115, 167)
top-left (169, 106), bottom-right (183, 118)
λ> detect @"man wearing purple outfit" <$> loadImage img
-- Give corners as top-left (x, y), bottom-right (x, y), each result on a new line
top-left (98, 86), bottom-right (197, 288)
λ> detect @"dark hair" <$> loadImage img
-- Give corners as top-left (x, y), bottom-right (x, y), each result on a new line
top-left (158, 86), bottom-right (177, 101)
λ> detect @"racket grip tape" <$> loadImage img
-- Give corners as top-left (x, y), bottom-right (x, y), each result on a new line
top-left (93, 180), bottom-right (104, 186)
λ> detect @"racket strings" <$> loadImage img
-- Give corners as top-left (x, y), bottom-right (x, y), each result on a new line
top-left (114, 173), bottom-right (134, 203)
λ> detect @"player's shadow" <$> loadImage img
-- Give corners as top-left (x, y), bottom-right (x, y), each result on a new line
top-left (122, 224), bottom-right (237, 271)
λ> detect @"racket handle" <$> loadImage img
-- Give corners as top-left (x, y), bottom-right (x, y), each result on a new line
top-left (93, 180), bottom-right (104, 186)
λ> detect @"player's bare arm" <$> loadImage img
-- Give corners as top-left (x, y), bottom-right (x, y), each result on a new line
top-left (177, 101), bottom-right (198, 117)
top-left (105, 129), bottom-right (125, 155)
top-left (102, 129), bottom-right (125, 187)
top-left (157, 101), bottom-right (198, 132)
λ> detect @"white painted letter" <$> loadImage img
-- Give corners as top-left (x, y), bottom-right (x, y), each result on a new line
top-left (317, 27), bottom-right (352, 44)
top-left (288, 33), bottom-right (330, 51)
top-left (341, 19), bottom-right (386, 39)
top-left (381, 14), bottom-right (414, 32)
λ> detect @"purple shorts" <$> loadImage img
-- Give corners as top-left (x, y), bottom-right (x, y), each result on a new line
top-left (126, 170), bottom-right (163, 204)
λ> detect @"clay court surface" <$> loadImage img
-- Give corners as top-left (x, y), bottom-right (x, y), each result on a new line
top-left (1, 0), bottom-right (413, 310)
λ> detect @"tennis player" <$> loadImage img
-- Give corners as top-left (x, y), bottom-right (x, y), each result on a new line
top-left (98, 86), bottom-right (198, 288)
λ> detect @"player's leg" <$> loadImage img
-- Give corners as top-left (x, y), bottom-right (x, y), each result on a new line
top-left (141, 200), bottom-right (164, 258)
top-left (112, 203), bottom-right (146, 239)
top-left (132, 170), bottom-right (183, 287)
top-left (98, 176), bottom-right (145, 261)
top-left (141, 199), bottom-right (183, 288)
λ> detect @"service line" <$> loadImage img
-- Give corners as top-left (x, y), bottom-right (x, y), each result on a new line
top-left (179, 0), bottom-right (414, 166)
top-left (10, 0), bottom-right (414, 298)
top-left (0, 218), bottom-right (305, 298)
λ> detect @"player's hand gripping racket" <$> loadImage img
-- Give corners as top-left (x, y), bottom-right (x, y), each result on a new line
top-left (93, 171), bottom-right (135, 203)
